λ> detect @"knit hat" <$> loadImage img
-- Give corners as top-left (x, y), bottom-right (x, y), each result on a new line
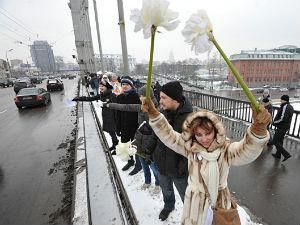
top-left (121, 76), bottom-right (134, 87)
top-left (160, 81), bottom-right (183, 102)
top-left (281, 95), bottom-right (289, 102)
top-left (100, 80), bottom-right (113, 89)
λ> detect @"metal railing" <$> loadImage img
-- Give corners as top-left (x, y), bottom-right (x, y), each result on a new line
top-left (184, 90), bottom-right (300, 139)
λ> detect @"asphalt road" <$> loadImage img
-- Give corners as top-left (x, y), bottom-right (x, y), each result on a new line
top-left (0, 78), bottom-right (78, 225)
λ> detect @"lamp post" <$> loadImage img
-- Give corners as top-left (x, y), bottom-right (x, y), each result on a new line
top-left (6, 48), bottom-right (13, 78)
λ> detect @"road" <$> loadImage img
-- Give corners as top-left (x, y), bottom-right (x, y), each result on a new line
top-left (0, 78), bottom-right (78, 225)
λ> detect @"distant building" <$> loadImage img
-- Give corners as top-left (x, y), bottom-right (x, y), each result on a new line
top-left (30, 40), bottom-right (56, 72)
top-left (229, 46), bottom-right (300, 88)
top-left (94, 54), bottom-right (136, 73)
top-left (55, 56), bottom-right (65, 71)
top-left (10, 59), bottom-right (23, 69)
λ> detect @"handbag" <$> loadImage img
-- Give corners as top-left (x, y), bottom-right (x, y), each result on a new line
top-left (202, 180), bottom-right (241, 225)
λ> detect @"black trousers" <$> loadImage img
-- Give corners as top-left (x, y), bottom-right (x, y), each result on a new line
top-left (273, 129), bottom-right (291, 158)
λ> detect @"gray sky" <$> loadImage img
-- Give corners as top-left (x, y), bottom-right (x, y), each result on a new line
top-left (0, 0), bottom-right (299, 64)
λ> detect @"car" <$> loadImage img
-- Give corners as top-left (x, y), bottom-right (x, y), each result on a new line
top-left (46, 78), bottom-right (64, 91)
top-left (14, 87), bottom-right (51, 109)
top-left (30, 77), bottom-right (43, 84)
top-left (68, 75), bottom-right (76, 79)
top-left (0, 78), bottom-right (14, 88)
top-left (279, 88), bottom-right (288, 92)
top-left (13, 80), bottom-right (35, 94)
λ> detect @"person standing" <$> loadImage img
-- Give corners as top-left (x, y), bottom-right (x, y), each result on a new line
top-left (89, 73), bottom-right (100, 96)
top-left (116, 76), bottom-right (142, 172)
top-left (271, 95), bottom-right (294, 162)
top-left (111, 74), bottom-right (122, 96)
top-left (262, 97), bottom-right (273, 145)
top-left (148, 81), bottom-right (193, 221)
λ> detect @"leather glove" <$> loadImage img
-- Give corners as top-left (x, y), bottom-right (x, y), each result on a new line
top-left (141, 97), bottom-right (160, 119)
top-left (250, 105), bottom-right (272, 136)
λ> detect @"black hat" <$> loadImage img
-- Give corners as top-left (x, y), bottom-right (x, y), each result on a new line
top-left (281, 95), bottom-right (289, 102)
top-left (262, 98), bottom-right (269, 103)
top-left (100, 80), bottom-right (113, 89)
top-left (121, 76), bottom-right (134, 87)
top-left (161, 81), bottom-right (183, 102)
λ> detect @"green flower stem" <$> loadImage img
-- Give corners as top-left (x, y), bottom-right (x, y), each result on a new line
top-left (146, 26), bottom-right (157, 98)
top-left (209, 32), bottom-right (259, 111)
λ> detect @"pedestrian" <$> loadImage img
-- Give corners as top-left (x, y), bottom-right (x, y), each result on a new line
top-left (271, 95), bottom-right (294, 162)
top-left (151, 79), bottom-right (161, 102)
top-left (144, 81), bottom-right (193, 221)
top-left (103, 86), bottom-right (160, 191)
top-left (116, 76), bottom-right (142, 173)
top-left (110, 74), bottom-right (122, 96)
top-left (141, 97), bottom-right (271, 225)
top-left (262, 97), bottom-right (273, 145)
top-left (258, 89), bottom-right (271, 104)
top-left (72, 80), bottom-right (118, 152)
top-left (89, 73), bottom-right (100, 96)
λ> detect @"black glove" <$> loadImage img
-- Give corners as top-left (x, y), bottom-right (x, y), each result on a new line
top-left (72, 96), bottom-right (89, 102)
top-left (116, 130), bottom-right (121, 136)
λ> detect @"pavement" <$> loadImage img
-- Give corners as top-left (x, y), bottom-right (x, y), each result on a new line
top-left (72, 83), bottom-right (300, 225)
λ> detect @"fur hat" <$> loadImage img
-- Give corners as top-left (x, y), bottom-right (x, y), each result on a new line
top-left (160, 81), bottom-right (183, 102)
top-left (121, 76), bottom-right (134, 87)
top-left (100, 80), bottom-right (113, 89)
top-left (281, 95), bottom-right (289, 102)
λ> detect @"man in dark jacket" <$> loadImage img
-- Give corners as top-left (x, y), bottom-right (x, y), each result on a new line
top-left (271, 95), bottom-right (294, 162)
top-left (149, 81), bottom-right (193, 221)
top-left (116, 76), bottom-right (142, 172)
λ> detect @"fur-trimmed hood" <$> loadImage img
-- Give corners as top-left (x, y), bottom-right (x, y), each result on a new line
top-left (181, 110), bottom-right (227, 153)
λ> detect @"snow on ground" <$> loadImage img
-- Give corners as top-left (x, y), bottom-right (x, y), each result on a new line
top-left (91, 101), bottom-right (262, 225)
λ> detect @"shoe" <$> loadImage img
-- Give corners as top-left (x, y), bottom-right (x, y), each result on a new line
top-left (128, 166), bottom-right (142, 176)
top-left (122, 161), bottom-right (134, 171)
top-left (109, 146), bottom-right (116, 151)
top-left (282, 155), bottom-right (291, 162)
top-left (272, 153), bottom-right (281, 159)
top-left (159, 208), bottom-right (173, 221)
top-left (111, 150), bottom-right (116, 155)
top-left (152, 185), bottom-right (161, 195)
top-left (140, 183), bottom-right (151, 190)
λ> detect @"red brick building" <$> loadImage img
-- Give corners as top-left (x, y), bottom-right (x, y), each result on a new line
top-left (228, 45), bottom-right (300, 88)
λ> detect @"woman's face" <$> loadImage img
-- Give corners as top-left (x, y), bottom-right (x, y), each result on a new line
top-left (194, 126), bottom-right (215, 148)
top-left (99, 84), bottom-right (107, 93)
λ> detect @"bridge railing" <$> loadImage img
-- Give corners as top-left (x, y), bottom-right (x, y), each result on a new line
top-left (183, 90), bottom-right (300, 139)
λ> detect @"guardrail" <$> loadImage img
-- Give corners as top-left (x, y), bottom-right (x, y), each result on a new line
top-left (184, 90), bottom-right (300, 139)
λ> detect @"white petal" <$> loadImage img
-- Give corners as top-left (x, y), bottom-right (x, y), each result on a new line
top-left (161, 19), bottom-right (180, 31)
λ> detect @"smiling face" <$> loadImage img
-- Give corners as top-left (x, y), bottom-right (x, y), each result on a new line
top-left (191, 117), bottom-right (216, 149)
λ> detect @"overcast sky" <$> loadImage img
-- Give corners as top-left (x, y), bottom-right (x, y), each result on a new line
top-left (0, 0), bottom-right (299, 64)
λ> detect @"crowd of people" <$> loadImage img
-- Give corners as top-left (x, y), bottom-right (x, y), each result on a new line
top-left (73, 73), bottom-right (294, 224)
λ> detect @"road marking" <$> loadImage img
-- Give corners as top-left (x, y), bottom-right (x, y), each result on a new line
top-left (0, 109), bottom-right (7, 114)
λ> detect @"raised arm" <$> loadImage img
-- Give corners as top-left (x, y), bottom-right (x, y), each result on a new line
top-left (106, 102), bottom-right (141, 112)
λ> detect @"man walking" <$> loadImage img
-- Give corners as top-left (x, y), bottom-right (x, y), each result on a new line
top-left (272, 95), bottom-right (294, 162)
top-left (150, 81), bottom-right (193, 221)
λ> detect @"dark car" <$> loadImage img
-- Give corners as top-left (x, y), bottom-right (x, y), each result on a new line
top-left (14, 87), bottom-right (51, 109)
top-left (0, 78), bottom-right (14, 88)
top-left (30, 77), bottom-right (43, 84)
top-left (46, 79), bottom-right (64, 91)
top-left (13, 80), bottom-right (35, 94)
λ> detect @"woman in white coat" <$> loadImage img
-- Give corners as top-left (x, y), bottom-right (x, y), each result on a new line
top-left (141, 98), bottom-right (271, 225)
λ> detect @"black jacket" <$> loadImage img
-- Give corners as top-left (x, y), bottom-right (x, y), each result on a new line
top-left (273, 102), bottom-right (294, 131)
top-left (149, 97), bottom-right (193, 178)
top-left (116, 89), bottom-right (140, 142)
top-left (75, 90), bottom-right (117, 132)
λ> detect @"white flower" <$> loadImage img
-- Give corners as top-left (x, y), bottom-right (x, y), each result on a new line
top-left (115, 141), bottom-right (137, 162)
top-left (182, 10), bottom-right (213, 54)
top-left (130, 0), bottom-right (180, 39)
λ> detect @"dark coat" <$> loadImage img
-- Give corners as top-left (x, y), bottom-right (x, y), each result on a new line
top-left (116, 89), bottom-right (140, 142)
top-left (150, 96), bottom-right (193, 178)
top-left (273, 102), bottom-right (294, 131)
top-left (75, 90), bottom-right (117, 132)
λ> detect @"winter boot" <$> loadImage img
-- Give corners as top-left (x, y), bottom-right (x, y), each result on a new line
top-left (159, 208), bottom-right (173, 221)
top-left (122, 160), bottom-right (134, 171)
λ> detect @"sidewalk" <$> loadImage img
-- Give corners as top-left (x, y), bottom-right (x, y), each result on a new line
top-left (72, 84), bottom-right (300, 225)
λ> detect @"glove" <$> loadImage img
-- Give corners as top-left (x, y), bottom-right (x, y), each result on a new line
top-left (72, 96), bottom-right (88, 101)
top-left (250, 105), bottom-right (272, 136)
top-left (141, 97), bottom-right (160, 119)
top-left (116, 130), bottom-right (121, 136)
top-left (102, 101), bottom-right (109, 108)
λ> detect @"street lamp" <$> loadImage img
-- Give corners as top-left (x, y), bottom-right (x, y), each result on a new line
top-left (6, 48), bottom-right (13, 78)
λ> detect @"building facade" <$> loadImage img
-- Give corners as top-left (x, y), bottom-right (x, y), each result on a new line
top-left (30, 41), bottom-right (56, 72)
top-left (94, 54), bottom-right (136, 73)
top-left (229, 45), bottom-right (300, 88)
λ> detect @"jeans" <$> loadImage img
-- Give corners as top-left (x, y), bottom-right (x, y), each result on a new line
top-left (139, 157), bottom-right (160, 186)
top-left (159, 174), bottom-right (188, 211)
top-left (267, 127), bottom-right (273, 144)
top-left (93, 88), bottom-right (99, 96)
top-left (273, 129), bottom-right (290, 158)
